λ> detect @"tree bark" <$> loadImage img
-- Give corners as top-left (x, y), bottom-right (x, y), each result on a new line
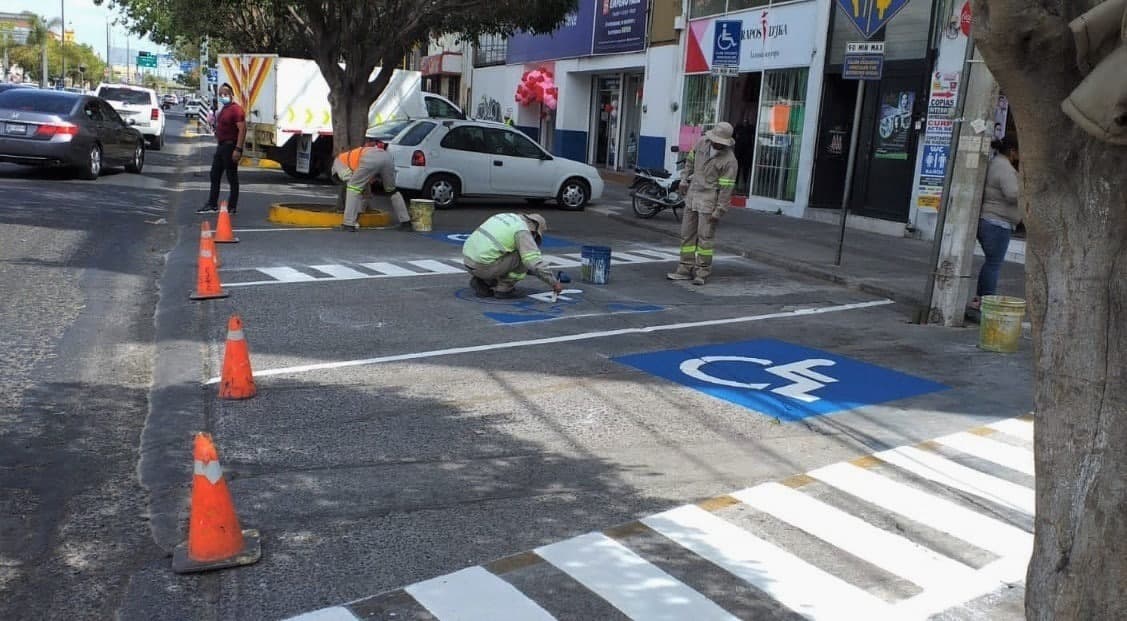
top-left (973, 0), bottom-right (1127, 618)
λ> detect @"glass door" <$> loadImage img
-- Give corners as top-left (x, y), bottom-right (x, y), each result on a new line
top-left (621, 73), bottom-right (644, 170)
top-left (592, 75), bottom-right (622, 168)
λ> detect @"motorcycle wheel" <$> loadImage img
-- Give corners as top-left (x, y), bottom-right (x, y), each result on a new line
top-left (632, 181), bottom-right (663, 219)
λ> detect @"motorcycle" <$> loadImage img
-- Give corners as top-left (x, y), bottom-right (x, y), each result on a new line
top-left (630, 156), bottom-right (686, 220)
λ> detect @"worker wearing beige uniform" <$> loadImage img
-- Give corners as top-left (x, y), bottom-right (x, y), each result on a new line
top-left (667, 122), bottom-right (738, 286)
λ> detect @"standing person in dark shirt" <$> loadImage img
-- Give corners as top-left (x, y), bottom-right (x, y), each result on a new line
top-left (197, 83), bottom-right (246, 214)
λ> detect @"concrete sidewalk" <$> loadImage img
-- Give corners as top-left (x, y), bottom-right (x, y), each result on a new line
top-left (601, 185), bottom-right (1025, 311)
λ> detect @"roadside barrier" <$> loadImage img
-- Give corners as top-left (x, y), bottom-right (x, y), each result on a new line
top-left (172, 433), bottom-right (261, 573)
top-left (215, 202), bottom-right (239, 243)
top-left (189, 242), bottom-right (228, 301)
top-left (200, 221), bottom-right (220, 268)
top-left (220, 315), bottom-right (257, 400)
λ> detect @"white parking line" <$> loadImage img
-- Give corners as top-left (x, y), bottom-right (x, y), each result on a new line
top-left (875, 445), bottom-right (1035, 514)
top-left (405, 566), bottom-right (555, 621)
top-left (203, 299), bottom-right (894, 383)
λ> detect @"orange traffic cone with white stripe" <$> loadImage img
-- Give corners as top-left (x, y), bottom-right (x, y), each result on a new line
top-left (220, 314), bottom-right (256, 400)
top-left (200, 221), bottom-right (220, 268)
top-left (189, 238), bottom-right (228, 301)
top-left (215, 201), bottom-right (238, 243)
top-left (172, 433), bottom-right (261, 573)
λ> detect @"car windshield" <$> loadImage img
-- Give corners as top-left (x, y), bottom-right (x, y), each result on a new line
top-left (0, 90), bottom-right (77, 114)
top-left (99, 87), bottom-right (151, 105)
top-left (366, 119), bottom-right (412, 139)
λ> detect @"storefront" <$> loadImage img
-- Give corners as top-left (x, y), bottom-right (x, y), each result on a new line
top-left (680, 0), bottom-right (831, 212)
top-left (420, 52), bottom-right (463, 106)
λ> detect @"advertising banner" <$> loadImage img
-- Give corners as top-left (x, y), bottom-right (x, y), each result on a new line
top-left (593, 0), bottom-right (647, 55)
top-left (507, 0), bottom-right (596, 63)
top-left (685, 2), bottom-right (819, 73)
top-left (916, 71), bottom-right (960, 211)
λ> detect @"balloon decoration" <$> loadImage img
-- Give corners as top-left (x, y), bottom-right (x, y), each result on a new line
top-left (515, 67), bottom-right (559, 111)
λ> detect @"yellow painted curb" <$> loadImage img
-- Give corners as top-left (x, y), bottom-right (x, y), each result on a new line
top-left (268, 203), bottom-right (393, 228)
top-left (240, 157), bottom-right (283, 169)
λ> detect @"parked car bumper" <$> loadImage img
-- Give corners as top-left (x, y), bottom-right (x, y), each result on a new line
top-left (394, 166), bottom-right (428, 191)
top-left (0, 137), bottom-right (88, 166)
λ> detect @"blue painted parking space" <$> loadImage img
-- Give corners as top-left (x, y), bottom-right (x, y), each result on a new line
top-left (454, 287), bottom-right (664, 325)
top-left (614, 339), bottom-right (948, 421)
top-left (425, 231), bottom-right (577, 249)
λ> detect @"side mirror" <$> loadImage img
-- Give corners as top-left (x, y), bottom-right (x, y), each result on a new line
top-left (127, 118), bottom-right (137, 126)
top-left (670, 146), bottom-right (680, 153)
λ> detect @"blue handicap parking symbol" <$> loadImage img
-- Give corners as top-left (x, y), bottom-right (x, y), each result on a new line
top-left (614, 339), bottom-right (947, 421)
top-left (426, 231), bottom-right (575, 249)
top-left (454, 288), bottom-right (664, 325)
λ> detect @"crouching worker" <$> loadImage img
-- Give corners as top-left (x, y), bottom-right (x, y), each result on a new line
top-left (331, 133), bottom-right (410, 232)
top-left (462, 213), bottom-right (563, 299)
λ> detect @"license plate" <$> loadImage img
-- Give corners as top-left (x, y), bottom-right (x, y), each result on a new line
top-left (5, 123), bottom-right (27, 135)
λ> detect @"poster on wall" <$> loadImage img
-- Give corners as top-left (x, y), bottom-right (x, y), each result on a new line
top-left (593, 0), bottom-right (647, 55)
top-left (916, 72), bottom-right (960, 211)
top-left (875, 91), bottom-right (915, 160)
top-left (506, 1), bottom-right (596, 63)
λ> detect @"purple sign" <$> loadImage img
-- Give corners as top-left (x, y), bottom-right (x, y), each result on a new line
top-left (593, 0), bottom-right (647, 55)
top-left (506, 0), bottom-right (597, 63)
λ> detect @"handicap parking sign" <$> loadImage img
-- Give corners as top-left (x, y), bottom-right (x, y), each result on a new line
top-left (614, 339), bottom-right (947, 421)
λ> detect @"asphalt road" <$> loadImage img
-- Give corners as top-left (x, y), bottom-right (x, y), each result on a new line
top-left (1, 116), bottom-right (1034, 620)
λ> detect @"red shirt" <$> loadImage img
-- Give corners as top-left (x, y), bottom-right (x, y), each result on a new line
top-left (214, 102), bottom-right (245, 144)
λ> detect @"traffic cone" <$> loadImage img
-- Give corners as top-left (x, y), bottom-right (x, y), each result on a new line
top-left (189, 242), bottom-right (228, 301)
top-left (215, 201), bottom-right (239, 244)
top-left (172, 433), bottom-right (261, 573)
top-left (220, 314), bottom-right (256, 400)
top-left (200, 221), bottom-right (220, 268)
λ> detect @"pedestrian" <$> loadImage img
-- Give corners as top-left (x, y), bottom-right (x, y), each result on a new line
top-left (462, 213), bottom-right (563, 299)
top-left (197, 83), bottom-right (245, 214)
top-left (667, 122), bottom-right (738, 285)
top-left (969, 135), bottom-right (1021, 311)
top-left (330, 133), bottom-right (410, 232)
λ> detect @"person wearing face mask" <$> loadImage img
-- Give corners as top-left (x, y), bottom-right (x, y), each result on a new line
top-left (969, 135), bottom-right (1022, 312)
top-left (197, 83), bottom-right (247, 214)
top-left (667, 122), bottom-right (738, 285)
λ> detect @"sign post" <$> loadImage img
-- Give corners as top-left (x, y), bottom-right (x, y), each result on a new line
top-left (834, 41), bottom-right (885, 266)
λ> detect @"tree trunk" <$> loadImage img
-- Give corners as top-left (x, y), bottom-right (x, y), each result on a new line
top-left (324, 64), bottom-right (397, 155)
top-left (973, 1), bottom-right (1127, 618)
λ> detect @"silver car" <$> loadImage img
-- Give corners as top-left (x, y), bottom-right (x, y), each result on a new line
top-left (0, 90), bottom-right (146, 179)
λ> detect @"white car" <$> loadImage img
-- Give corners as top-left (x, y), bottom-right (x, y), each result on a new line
top-left (385, 119), bottom-right (603, 210)
top-left (94, 83), bottom-right (165, 150)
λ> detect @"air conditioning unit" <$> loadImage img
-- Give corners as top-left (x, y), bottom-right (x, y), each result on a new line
top-left (673, 16), bottom-right (686, 31)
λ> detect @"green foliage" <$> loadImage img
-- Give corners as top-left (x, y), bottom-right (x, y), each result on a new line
top-left (6, 35), bottom-right (106, 85)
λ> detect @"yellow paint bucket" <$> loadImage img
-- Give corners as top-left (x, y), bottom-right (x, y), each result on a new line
top-left (408, 199), bottom-right (435, 232)
top-left (979, 295), bottom-right (1026, 353)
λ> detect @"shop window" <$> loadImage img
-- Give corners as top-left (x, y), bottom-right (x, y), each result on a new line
top-left (728, 0), bottom-right (771, 11)
top-left (752, 68), bottom-right (808, 202)
top-left (680, 74), bottom-right (721, 149)
top-left (689, 0), bottom-right (727, 19)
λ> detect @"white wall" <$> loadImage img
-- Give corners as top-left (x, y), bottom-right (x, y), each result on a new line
top-left (641, 44), bottom-right (685, 171)
top-left (467, 64), bottom-right (523, 123)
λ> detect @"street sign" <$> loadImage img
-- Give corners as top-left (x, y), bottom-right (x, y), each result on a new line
top-left (179, 60), bottom-right (198, 73)
top-left (614, 339), bottom-right (947, 421)
top-left (207, 68), bottom-right (218, 84)
top-left (710, 65), bottom-right (739, 77)
top-left (136, 53), bottom-right (157, 68)
top-left (842, 41), bottom-right (885, 80)
top-left (711, 20), bottom-right (742, 68)
top-left (836, 0), bottom-right (913, 39)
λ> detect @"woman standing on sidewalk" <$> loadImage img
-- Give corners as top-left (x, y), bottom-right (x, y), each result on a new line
top-left (970, 135), bottom-right (1021, 311)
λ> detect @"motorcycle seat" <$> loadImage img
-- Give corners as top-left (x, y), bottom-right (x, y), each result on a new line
top-left (634, 167), bottom-right (672, 178)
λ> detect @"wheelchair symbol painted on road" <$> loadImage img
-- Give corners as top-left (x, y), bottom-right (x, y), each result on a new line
top-left (679, 356), bottom-right (839, 403)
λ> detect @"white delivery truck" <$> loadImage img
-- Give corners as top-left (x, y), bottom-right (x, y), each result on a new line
top-left (217, 53), bottom-right (464, 178)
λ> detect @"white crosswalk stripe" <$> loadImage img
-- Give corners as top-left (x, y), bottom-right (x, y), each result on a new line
top-left (286, 417), bottom-right (1037, 621)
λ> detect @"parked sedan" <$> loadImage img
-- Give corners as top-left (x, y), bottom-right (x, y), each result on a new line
top-left (386, 119), bottom-right (603, 210)
top-left (0, 89), bottom-right (145, 179)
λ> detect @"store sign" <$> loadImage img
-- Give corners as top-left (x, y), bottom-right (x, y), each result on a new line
top-left (507, 1), bottom-right (596, 63)
top-left (594, 0), bottom-right (647, 55)
top-left (686, 2), bottom-right (819, 73)
top-left (916, 72), bottom-right (961, 211)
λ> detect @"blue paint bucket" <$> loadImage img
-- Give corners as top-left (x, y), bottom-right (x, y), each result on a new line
top-left (580, 245), bottom-right (612, 284)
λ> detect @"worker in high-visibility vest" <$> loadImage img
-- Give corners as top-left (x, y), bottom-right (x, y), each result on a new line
top-left (668, 121), bottom-right (738, 286)
top-left (462, 213), bottom-right (562, 299)
top-left (331, 133), bottom-right (409, 232)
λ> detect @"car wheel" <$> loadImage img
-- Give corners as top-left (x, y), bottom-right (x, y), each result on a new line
top-left (556, 178), bottom-right (589, 211)
top-left (125, 141), bottom-right (145, 174)
top-left (424, 174), bottom-right (459, 209)
top-left (78, 143), bottom-right (102, 180)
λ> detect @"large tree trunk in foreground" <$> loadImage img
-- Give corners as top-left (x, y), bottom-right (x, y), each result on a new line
top-left (324, 65), bottom-right (396, 155)
top-left (973, 0), bottom-right (1127, 618)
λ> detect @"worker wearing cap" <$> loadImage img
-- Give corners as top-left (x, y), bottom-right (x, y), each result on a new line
top-left (668, 121), bottom-right (738, 285)
top-left (331, 132), bottom-right (410, 232)
top-left (462, 213), bottom-right (563, 299)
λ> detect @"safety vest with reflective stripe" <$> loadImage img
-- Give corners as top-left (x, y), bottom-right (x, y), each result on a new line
top-left (337, 147), bottom-right (374, 172)
top-left (463, 213), bottom-right (528, 265)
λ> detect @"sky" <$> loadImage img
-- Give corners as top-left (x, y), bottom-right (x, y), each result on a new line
top-left (7, 0), bottom-right (169, 60)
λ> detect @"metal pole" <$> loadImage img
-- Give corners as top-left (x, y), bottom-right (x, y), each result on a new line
top-left (835, 80), bottom-right (866, 266)
top-left (125, 37), bottom-right (130, 84)
top-left (60, 0), bottom-right (66, 86)
top-left (917, 39), bottom-right (978, 323)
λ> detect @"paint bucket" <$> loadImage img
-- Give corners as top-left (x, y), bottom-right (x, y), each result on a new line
top-left (979, 295), bottom-right (1026, 353)
top-left (580, 245), bottom-right (612, 285)
top-left (408, 199), bottom-right (435, 232)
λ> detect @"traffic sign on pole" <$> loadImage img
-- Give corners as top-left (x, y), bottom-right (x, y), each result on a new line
top-left (836, 0), bottom-right (913, 39)
top-left (842, 41), bottom-right (885, 80)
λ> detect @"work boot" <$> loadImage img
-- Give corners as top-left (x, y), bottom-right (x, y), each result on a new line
top-left (666, 270), bottom-right (692, 281)
top-left (397, 221), bottom-right (413, 231)
top-left (469, 277), bottom-right (493, 298)
top-left (338, 224), bottom-right (359, 232)
top-left (692, 276), bottom-right (707, 286)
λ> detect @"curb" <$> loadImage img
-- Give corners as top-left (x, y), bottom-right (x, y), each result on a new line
top-left (239, 157), bottom-right (282, 170)
top-left (268, 203), bottom-right (394, 229)
top-left (603, 209), bottom-right (924, 307)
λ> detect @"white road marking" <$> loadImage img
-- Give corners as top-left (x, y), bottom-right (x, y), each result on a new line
top-left (808, 462), bottom-right (1033, 558)
top-left (256, 267), bottom-right (315, 282)
top-left (360, 262), bottom-right (422, 277)
top-left (284, 606), bottom-right (359, 621)
top-left (535, 532), bottom-right (738, 621)
top-left (609, 251), bottom-right (663, 263)
top-left (986, 418), bottom-right (1034, 443)
top-left (892, 553), bottom-right (1030, 619)
top-left (203, 299), bottom-right (895, 383)
top-left (642, 505), bottom-right (892, 620)
top-left (875, 445), bottom-right (1035, 514)
top-left (733, 483), bottom-right (977, 591)
top-left (405, 566), bottom-right (555, 621)
top-left (542, 254), bottom-right (582, 267)
top-left (933, 432), bottom-right (1035, 476)
top-left (406, 259), bottom-right (464, 274)
top-left (311, 265), bottom-right (370, 280)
